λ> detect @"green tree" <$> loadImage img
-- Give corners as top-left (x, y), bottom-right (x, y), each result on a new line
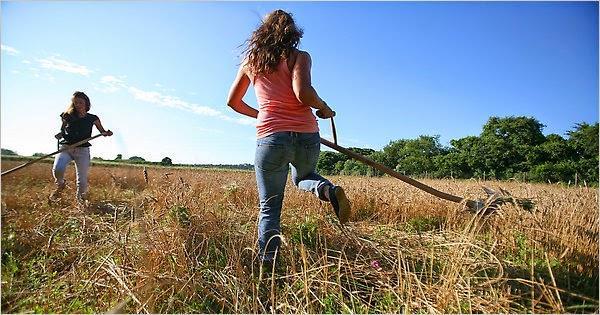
top-left (381, 139), bottom-right (408, 169)
top-left (341, 159), bottom-right (370, 176)
top-left (447, 136), bottom-right (486, 178)
top-left (366, 151), bottom-right (386, 176)
top-left (161, 157), bottom-right (173, 166)
top-left (434, 153), bottom-right (463, 178)
top-left (529, 161), bottom-right (578, 183)
top-left (1, 148), bottom-right (18, 156)
top-left (333, 160), bottom-right (346, 174)
top-left (482, 116), bottom-right (546, 146)
top-left (567, 122), bottom-right (599, 184)
top-left (522, 134), bottom-right (575, 182)
top-left (567, 122), bottom-right (599, 159)
top-left (129, 156), bottom-right (146, 163)
top-left (479, 116), bottom-right (546, 178)
top-left (526, 134), bottom-right (573, 166)
top-left (316, 151), bottom-right (347, 175)
top-left (115, 154), bottom-right (123, 160)
top-left (348, 147), bottom-right (376, 157)
top-left (318, 147), bottom-right (378, 175)
top-left (385, 136), bottom-right (446, 176)
top-left (311, 116), bottom-right (598, 184)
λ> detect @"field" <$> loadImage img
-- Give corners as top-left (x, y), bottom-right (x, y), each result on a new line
top-left (1, 161), bottom-right (598, 313)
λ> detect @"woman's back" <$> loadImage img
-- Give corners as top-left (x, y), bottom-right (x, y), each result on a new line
top-left (253, 55), bottom-right (318, 139)
top-left (226, 9), bottom-right (352, 265)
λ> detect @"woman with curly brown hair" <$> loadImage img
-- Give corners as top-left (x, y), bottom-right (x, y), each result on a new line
top-left (227, 10), bottom-right (351, 264)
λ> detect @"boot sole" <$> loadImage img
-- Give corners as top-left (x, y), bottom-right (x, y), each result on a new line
top-left (334, 187), bottom-right (351, 224)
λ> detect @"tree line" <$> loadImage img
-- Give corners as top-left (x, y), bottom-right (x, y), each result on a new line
top-left (94, 155), bottom-right (253, 170)
top-left (2, 116), bottom-right (597, 182)
top-left (316, 116), bottom-right (599, 185)
top-left (1, 150), bottom-right (253, 171)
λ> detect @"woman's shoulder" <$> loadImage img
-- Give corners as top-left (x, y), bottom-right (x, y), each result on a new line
top-left (296, 49), bottom-right (311, 59)
top-left (286, 49), bottom-right (311, 72)
top-left (86, 113), bottom-right (99, 121)
top-left (294, 50), bottom-right (312, 67)
top-left (60, 112), bottom-right (74, 121)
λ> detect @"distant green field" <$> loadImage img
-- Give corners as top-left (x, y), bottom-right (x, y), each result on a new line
top-left (0, 155), bottom-right (253, 172)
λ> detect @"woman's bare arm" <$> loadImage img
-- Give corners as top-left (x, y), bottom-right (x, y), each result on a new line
top-left (291, 51), bottom-right (335, 118)
top-left (94, 119), bottom-right (113, 136)
top-left (227, 64), bottom-right (259, 118)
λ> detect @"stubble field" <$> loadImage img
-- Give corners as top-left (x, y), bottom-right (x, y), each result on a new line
top-left (1, 161), bottom-right (598, 313)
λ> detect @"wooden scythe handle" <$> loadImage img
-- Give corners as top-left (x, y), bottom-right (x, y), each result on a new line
top-left (1, 134), bottom-right (104, 177)
top-left (319, 137), bottom-right (468, 205)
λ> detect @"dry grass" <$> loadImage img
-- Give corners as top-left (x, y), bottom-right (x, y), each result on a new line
top-left (1, 161), bottom-right (598, 313)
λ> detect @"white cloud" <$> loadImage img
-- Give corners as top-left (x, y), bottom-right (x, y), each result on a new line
top-left (188, 103), bottom-right (221, 117)
top-left (129, 86), bottom-right (220, 115)
top-left (28, 67), bottom-right (56, 82)
top-left (128, 87), bottom-right (163, 104)
top-left (101, 75), bottom-right (125, 85)
top-left (15, 48), bottom-right (251, 127)
top-left (220, 115), bottom-right (257, 126)
top-left (234, 117), bottom-right (257, 126)
top-left (128, 86), bottom-right (252, 126)
top-left (97, 75), bottom-right (127, 93)
top-left (44, 74), bottom-right (56, 83)
top-left (1, 44), bottom-right (19, 56)
top-left (153, 83), bottom-right (176, 93)
top-left (36, 56), bottom-right (92, 76)
top-left (22, 60), bottom-right (31, 64)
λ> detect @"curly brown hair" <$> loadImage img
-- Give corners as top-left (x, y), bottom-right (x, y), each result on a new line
top-left (243, 10), bottom-right (303, 75)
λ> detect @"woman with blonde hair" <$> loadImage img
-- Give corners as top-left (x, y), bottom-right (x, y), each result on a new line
top-left (227, 10), bottom-right (351, 264)
top-left (51, 91), bottom-right (112, 203)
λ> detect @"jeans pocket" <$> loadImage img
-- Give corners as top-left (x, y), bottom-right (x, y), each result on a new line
top-left (304, 138), bottom-right (321, 166)
top-left (256, 145), bottom-right (289, 171)
top-left (256, 134), bottom-right (290, 171)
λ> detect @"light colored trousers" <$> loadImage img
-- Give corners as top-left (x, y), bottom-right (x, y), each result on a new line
top-left (52, 146), bottom-right (90, 198)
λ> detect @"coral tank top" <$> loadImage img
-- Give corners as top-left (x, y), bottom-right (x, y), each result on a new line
top-left (253, 59), bottom-right (318, 139)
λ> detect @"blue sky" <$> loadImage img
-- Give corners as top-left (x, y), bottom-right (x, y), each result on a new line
top-left (1, 1), bottom-right (598, 164)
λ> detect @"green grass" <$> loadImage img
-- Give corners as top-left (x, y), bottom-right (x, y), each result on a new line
top-left (405, 216), bottom-right (445, 233)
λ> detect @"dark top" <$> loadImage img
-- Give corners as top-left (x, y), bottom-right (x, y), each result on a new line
top-left (59, 113), bottom-right (99, 147)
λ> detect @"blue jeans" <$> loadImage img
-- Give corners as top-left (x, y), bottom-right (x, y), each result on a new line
top-left (255, 131), bottom-right (332, 261)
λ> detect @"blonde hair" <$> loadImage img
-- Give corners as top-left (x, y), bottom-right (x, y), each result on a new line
top-left (62, 91), bottom-right (91, 119)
